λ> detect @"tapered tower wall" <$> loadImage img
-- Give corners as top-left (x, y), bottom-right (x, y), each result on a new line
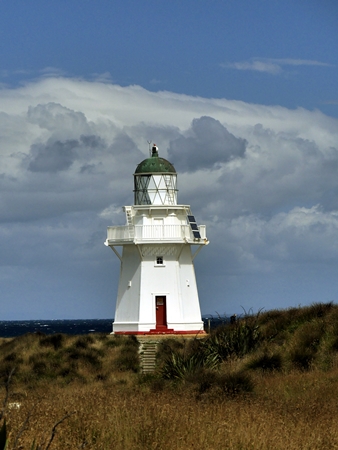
top-left (113, 243), bottom-right (204, 333)
top-left (114, 246), bottom-right (141, 326)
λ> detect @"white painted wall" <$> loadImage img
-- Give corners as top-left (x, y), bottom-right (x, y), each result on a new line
top-left (111, 204), bottom-right (206, 334)
top-left (113, 242), bottom-right (204, 333)
top-left (176, 246), bottom-right (203, 323)
top-left (114, 246), bottom-right (141, 325)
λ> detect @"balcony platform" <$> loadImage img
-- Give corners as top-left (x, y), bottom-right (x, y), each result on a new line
top-left (105, 224), bottom-right (207, 246)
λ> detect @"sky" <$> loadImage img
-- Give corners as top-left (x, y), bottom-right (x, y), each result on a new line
top-left (1, 0), bottom-right (338, 320)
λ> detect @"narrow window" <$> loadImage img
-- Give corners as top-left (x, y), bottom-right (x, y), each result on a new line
top-left (156, 256), bottom-right (164, 265)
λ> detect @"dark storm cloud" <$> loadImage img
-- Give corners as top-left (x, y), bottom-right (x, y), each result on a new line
top-left (80, 134), bottom-right (104, 149)
top-left (28, 134), bottom-right (106, 173)
top-left (109, 132), bottom-right (144, 167)
top-left (28, 139), bottom-right (79, 172)
top-left (168, 116), bottom-right (247, 172)
top-left (80, 163), bottom-right (97, 174)
top-left (111, 133), bottom-right (139, 155)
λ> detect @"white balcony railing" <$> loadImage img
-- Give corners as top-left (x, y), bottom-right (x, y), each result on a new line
top-left (107, 224), bottom-right (206, 242)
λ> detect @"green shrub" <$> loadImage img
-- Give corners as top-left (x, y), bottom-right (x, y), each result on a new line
top-left (203, 315), bottom-right (261, 363)
top-left (66, 347), bottom-right (102, 369)
top-left (32, 360), bottom-right (48, 376)
top-left (289, 347), bottom-right (315, 370)
top-left (74, 335), bottom-right (95, 349)
top-left (246, 351), bottom-right (282, 372)
top-left (104, 337), bottom-right (124, 348)
top-left (161, 352), bottom-right (206, 380)
top-left (300, 302), bottom-right (334, 321)
top-left (195, 370), bottom-right (255, 397)
top-left (258, 310), bottom-right (292, 343)
top-left (217, 371), bottom-right (254, 396)
top-left (95, 333), bottom-right (109, 342)
top-left (40, 333), bottom-right (65, 350)
top-left (114, 335), bottom-right (140, 372)
top-left (81, 349), bottom-right (102, 368)
top-left (329, 335), bottom-right (338, 352)
top-left (114, 343), bottom-right (139, 373)
top-left (0, 363), bottom-right (17, 384)
top-left (287, 321), bottom-right (324, 370)
top-left (58, 365), bottom-right (77, 378)
top-left (124, 335), bottom-right (139, 347)
top-left (3, 352), bottom-right (18, 363)
top-left (194, 369), bottom-right (218, 394)
top-left (28, 352), bottom-right (60, 380)
top-left (157, 338), bottom-right (185, 357)
top-left (138, 373), bottom-right (167, 392)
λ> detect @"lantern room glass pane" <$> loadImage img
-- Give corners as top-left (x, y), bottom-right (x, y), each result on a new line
top-left (134, 174), bottom-right (178, 205)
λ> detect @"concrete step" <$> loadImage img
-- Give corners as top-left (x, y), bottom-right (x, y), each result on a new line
top-left (138, 340), bottom-right (159, 373)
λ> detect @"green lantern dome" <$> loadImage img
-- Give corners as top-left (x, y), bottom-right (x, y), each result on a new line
top-left (134, 145), bottom-right (176, 174)
top-left (133, 144), bottom-right (178, 206)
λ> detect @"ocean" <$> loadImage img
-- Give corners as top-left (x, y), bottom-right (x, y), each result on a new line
top-left (0, 317), bottom-right (227, 338)
top-left (0, 319), bottom-right (114, 338)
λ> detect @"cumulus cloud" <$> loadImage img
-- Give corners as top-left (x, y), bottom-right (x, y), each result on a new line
top-left (1, 76), bottom-right (338, 318)
top-left (168, 116), bottom-right (247, 172)
top-left (28, 139), bottom-right (79, 172)
top-left (27, 102), bottom-right (92, 137)
top-left (225, 205), bottom-right (338, 267)
top-left (27, 134), bottom-right (109, 173)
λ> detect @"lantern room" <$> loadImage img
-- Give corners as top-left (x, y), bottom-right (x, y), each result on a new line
top-left (134, 144), bottom-right (178, 206)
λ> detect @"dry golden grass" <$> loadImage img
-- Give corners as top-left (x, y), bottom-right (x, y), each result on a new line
top-left (3, 304), bottom-right (338, 449)
top-left (0, 333), bottom-right (139, 390)
top-left (3, 369), bottom-right (338, 450)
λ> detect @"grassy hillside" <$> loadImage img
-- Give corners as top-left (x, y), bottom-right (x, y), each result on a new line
top-left (1, 303), bottom-right (338, 449)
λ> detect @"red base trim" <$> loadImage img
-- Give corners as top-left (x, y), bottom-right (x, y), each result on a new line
top-left (113, 330), bottom-right (206, 335)
top-left (149, 328), bottom-right (174, 333)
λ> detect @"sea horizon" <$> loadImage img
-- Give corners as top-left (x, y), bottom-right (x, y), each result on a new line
top-left (0, 316), bottom-right (228, 338)
top-left (0, 318), bottom-right (114, 338)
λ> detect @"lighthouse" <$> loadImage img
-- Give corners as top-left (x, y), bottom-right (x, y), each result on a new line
top-left (105, 144), bottom-right (209, 334)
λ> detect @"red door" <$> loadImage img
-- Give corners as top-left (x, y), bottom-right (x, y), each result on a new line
top-left (155, 296), bottom-right (167, 329)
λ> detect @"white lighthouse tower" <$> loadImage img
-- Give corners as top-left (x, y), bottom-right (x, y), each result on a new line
top-left (105, 144), bottom-right (209, 334)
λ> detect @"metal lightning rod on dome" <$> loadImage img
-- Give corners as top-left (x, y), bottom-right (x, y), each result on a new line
top-left (147, 140), bottom-right (152, 157)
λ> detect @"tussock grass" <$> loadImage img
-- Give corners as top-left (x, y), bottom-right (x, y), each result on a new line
top-left (0, 332), bottom-right (139, 388)
top-left (40, 333), bottom-right (65, 350)
top-left (246, 349), bottom-right (283, 372)
top-left (3, 372), bottom-right (338, 449)
top-left (3, 303), bottom-right (338, 448)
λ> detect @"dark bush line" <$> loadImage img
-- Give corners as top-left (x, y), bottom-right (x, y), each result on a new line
top-left (0, 333), bottom-right (141, 385)
top-left (158, 303), bottom-right (338, 390)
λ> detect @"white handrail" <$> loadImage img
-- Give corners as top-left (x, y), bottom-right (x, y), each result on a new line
top-left (107, 224), bottom-right (206, 241)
